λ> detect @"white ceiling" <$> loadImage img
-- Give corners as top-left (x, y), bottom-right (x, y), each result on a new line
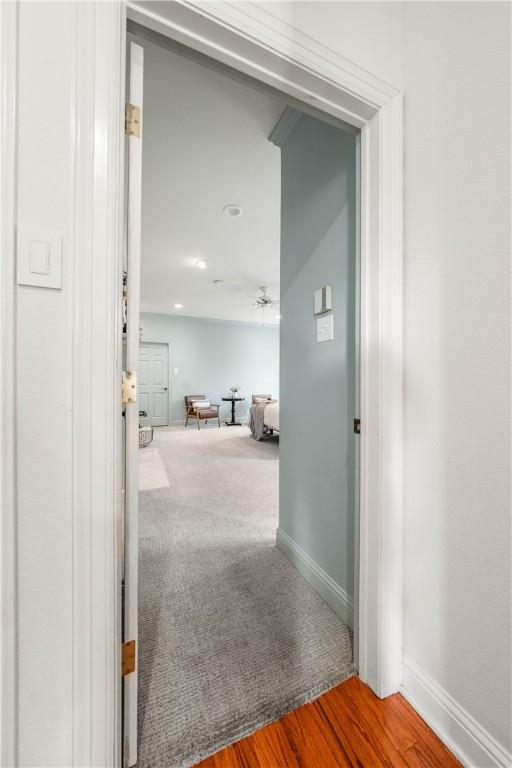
top-left (139, 33), bottom-right (287, 325)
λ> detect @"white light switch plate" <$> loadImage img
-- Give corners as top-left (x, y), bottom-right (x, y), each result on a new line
top-left (17, 226), bottom-right (63, 289)
top-left (317, 313), bottom-right (334, 342)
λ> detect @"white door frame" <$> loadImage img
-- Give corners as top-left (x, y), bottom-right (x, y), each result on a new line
top-left (1, 3), bottom-right (19, 765)
top-left (125, 0), bottom-right (404, 696)
top-left (1, 1), bottom-right (402, 764)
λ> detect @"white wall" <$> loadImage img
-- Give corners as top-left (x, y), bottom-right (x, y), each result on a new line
top-left (401, 3), bottom-right (511, 754)
top-left (6, 1), bottom-right (510, 765)
top-left (265, 0), bottom-right (511, 759)
top-left (15, 4), bottom-right (75, 763)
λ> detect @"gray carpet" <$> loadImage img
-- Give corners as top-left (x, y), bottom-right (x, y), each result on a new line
top-left (137, 426), bottom-right (353, 768)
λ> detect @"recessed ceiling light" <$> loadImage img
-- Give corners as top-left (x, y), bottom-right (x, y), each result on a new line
top-left (195, 259), bottom-right (208, 270)
top-left (276, 314), bottom-right (282, 320)
top-left (174, 303), bottom-right (183, 309)
top-left (223, 204), bottom-right (244, 218)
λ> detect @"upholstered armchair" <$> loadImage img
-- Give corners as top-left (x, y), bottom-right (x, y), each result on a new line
top-left (184, 395), bottom-right (220, 429)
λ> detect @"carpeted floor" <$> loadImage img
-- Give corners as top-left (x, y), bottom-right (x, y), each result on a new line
top-left (137, 425), bottom-right (353, 768)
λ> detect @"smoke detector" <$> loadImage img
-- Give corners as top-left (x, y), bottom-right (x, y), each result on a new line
top-left (223, 204), bottom-right (244, 218)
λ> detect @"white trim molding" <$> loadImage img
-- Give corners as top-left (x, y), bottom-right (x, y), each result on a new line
top-left (359, 92), bottom-right (404, 697)
top-left (277, 528), bottom-right (354, 630)
top-left (127, 0), bottom-right (404, 703)
top-left (0, 2), bottom-right (19, 765)
top-left (70, 3), bottom-right (125, 766)
top-left (402, 654), bottom-right (512, 768)
top-left (2, 4), bottom-right (126, 762)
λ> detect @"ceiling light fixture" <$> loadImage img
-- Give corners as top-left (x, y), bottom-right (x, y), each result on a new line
top-left (223, 204), bottom-right (244, 218)
top-left (276, 314), bottom-right (282, 320)
top-left (195, 259), bottom-right (208, 270)
top-left (174, 303), bottom-right (183, 309)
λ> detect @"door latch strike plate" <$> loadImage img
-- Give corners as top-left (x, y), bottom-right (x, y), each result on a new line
top-left (122, 640), bottom-right (136, 676)
top-left (122, 370), bottom-right (137, 404)
top-left (354, 418), bottom-right (361, 435)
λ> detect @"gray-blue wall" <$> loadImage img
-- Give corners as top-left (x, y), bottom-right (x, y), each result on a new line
top-left (140, 312), bottom-right (279, 424)
top-left (279, 114), bottom-right (357, 602)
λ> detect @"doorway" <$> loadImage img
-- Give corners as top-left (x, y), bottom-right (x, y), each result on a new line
top-left (138, 342), bottom-right (169, 427)
top-left (124, 21), bottom-right (361, 768)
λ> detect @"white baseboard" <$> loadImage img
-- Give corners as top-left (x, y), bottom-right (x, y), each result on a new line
top-left (276, 527), bottom-right (354, 629)
top-left (401, 654), bottom-right (512, 768)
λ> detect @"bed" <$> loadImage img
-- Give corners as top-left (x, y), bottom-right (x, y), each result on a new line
top-left (262, 400), bottom-right (279, 432)
top-left (249, 398), bottom-right (279, 440)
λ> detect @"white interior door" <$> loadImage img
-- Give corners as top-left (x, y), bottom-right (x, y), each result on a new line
top-left (124, 40), bottom-right (143, 768)
top-left (139, 343), bottom-right (169, 427)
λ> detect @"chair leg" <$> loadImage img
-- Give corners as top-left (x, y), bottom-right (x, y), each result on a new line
top-left (218, 415), bottom-right (220, 427)
top-left (185, 415), bottom-right (189, 427)
top-left (197, 415), bottom-right (200, 430)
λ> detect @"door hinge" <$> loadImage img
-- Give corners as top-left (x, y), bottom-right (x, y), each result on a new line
top-left (122, 370), bottom-right (137, 404)
top-left (125, 103), bottom-right (141, 137)
top-left (122, 640), bottom-right (136, 676)
top-left (353, 418), bottom-right (361, 435)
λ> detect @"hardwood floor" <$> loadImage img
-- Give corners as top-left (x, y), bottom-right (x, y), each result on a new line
top-left (195, 676), bottom-right (462, 768)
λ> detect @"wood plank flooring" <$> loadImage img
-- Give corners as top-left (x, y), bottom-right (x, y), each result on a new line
top-left (195, 676), bottom-right (462, 768)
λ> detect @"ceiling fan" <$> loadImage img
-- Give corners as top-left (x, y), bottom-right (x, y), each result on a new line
top-left (232, 286), bottom-right (280, 324)
top-left (251, 286), bottom-right (279, 311)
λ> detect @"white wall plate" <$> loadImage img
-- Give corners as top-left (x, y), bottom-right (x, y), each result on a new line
top-left (317, 312), bottom-right (334, 342)
top-left (17, 226), bottom-right (63, 289)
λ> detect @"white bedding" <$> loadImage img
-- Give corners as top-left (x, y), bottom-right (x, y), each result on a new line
top-left (264, 401), bottom-right (279, 431)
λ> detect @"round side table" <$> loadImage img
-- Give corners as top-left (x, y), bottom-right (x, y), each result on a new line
top-left (222, 397), bottom-right (245, 426)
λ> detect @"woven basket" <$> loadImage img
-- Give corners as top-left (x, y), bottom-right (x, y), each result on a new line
top-left (139, 426), bottom-right (153, 448)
